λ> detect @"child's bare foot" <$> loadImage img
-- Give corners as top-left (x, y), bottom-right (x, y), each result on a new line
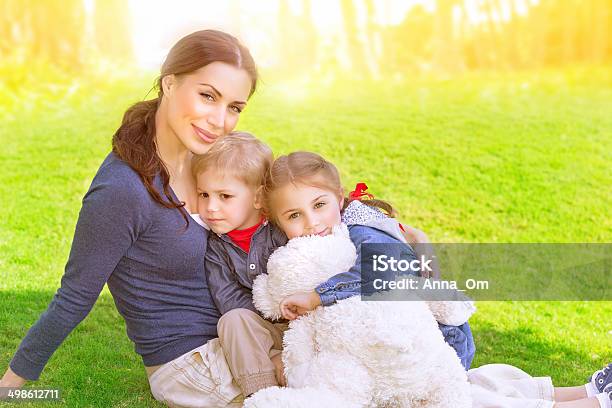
top-left (270, 353), bottom-right (286, 386)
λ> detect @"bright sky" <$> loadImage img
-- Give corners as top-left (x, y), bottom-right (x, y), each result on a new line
top-left (126, 0), bottom-right (536, 69)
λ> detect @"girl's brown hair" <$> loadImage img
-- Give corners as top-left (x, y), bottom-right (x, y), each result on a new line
top-left (112, 30), bottom-right (257, 223)
top-left (263, 151), bottom-right (396, 223)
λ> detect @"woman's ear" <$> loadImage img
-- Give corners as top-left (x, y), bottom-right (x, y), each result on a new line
top-left (161, 74), bottom-right (176, 96)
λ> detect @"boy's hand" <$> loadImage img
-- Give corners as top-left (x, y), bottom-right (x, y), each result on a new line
top-left (279, 292), bottom-right (321, 320)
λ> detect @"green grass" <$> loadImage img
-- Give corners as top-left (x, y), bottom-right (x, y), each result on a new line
top-left (0, 65), bottom-right (610, 406)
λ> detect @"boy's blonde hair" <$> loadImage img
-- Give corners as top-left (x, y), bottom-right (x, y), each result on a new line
top-left (263, 151), bottom-right (395, 223)
top-left (192, 131), bottom-right (273, 188)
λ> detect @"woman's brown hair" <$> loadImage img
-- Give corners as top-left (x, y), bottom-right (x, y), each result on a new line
top-left (263, 151), bottom-right (396, 224)
top-left (112, 30), bottom-right (257, 223)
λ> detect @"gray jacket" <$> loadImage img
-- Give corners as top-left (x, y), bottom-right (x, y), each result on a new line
top-left (205, 221), bottom-right (288, 315)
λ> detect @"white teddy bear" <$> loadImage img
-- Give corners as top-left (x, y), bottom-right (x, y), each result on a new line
top-left (244, 224), bottom-right (474, 408)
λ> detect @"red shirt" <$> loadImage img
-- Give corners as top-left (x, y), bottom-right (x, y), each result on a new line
top-left (227, 218), bottom-right (264, 253)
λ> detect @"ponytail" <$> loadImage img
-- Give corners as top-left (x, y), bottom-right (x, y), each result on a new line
top-left (112, 97), bottom-right (188, 225)
top-left (343, 198), bottom-right (397, 218)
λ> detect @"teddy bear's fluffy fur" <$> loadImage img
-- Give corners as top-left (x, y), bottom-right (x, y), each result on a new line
top-left (246, 225), bottom-right (473, 407)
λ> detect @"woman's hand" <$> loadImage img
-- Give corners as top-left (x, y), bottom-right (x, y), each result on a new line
top-left (279, 292), bottom-right (321, 320)
top-left (399, 224), bottom-right (441, 279)
top-left (399, 224), bottom-right (430, 246)
top-left (0, 367), bottom-right (27, 398)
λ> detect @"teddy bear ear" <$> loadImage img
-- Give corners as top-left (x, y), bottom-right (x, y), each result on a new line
top-left (252, 274), bottom-right (282, 320)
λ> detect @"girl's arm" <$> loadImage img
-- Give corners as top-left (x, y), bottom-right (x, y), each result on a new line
top-left (316, 225), bottom-right (417, 305)
top-left (279, 292), bottom-right (321, 320)
top-left (280, 225), bottom-right (417, 319)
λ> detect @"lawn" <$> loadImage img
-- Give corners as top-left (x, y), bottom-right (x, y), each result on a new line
top-left (0, 65), bottom-right (610, 407)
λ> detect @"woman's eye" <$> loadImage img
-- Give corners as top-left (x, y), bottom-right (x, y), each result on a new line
top-left (200, 93), bottom-right (214, 101)
top-left (314, 201), bottom-right (326, 209)
top-left (288, 212), bottom-right (299, 220)
top-left (230, 105), bottom-right (242, 114)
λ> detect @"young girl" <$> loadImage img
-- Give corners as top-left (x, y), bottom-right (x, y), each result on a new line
top-left (262, 151), bottom-right (611, 408)
top-left (264, 151), bottom-right (475, 370)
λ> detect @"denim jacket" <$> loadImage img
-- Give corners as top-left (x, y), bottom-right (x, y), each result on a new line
top-left (315, 200), bottom-right (476, 369)
top-left (314, 201), bottom-right (415, 305)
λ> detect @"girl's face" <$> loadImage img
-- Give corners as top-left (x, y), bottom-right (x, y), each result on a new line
top-left (271, 182), bottom-right (343, 239)
top-left (162, 61), bottom-right (252, 155)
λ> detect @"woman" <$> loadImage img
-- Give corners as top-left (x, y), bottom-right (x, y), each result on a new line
top-left (0, 29), bottom-right (458, 407)
top-left (0, 30), bottom-right (255, 407)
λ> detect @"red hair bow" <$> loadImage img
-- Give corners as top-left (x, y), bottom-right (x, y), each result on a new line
top-left (349, 182), bottom-right (374, 201)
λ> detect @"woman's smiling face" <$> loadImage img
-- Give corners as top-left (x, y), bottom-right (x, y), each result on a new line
top-left (271, 181), bottom-right (344, 239)
top-left (162, 61), bottom-right (252, 155)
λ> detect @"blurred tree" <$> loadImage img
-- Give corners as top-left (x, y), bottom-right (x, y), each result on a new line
top-left (586, 0), bottom-right (610, 63)
top-left (32, 0), bottom-right (86, 67)
top-left (561, 0), bottom-right (580, 63)
top-left (340, 0), bottom-right (368, 76)
top-left (525, 0), bottom-right (549, 67)
top-left (432, 0), bottom-right (464, 73)
top-left (277, 0), bottom-right (318, 77)
top-left (382, 4), bottom-right (435, 74)
top-left (93, 0), bottom-right (133, 62)
top-left (0, 0), bottom-right (134, 69)
top-left (338, 0), bottom-right (382, 78)
top-left (0, 0), bottom-right (86, 67)
top-left (503, 0), bottom-right (529, 69)
top-left (301, 0), bottom-right (319, 72)
top-left (363, 0), bottom-right (381, 79)
top-left (2, 0), bottom-right (611, 77)
top-left (486, 0), bottom-right (506, 69)
top-left (277, 0), bottom-right (292, 74)
top-left (0, 0), bottom-right (19, 57)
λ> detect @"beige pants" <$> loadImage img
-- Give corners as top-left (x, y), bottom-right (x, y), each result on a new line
top-left (147, 338), bottom-right (243, 408)
top-left (470, 364), bottom-right (555, 408)
top-left (217, 308), bottom-right (288, 396)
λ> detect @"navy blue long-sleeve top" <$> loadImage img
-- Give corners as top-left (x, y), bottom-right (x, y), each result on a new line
top-left (10, 153), bottom-right (220, 380)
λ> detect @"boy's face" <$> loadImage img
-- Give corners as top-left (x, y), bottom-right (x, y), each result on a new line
top-left (270, 182), bottom-right (343, 239)
top-left (196, 170), bottom-right (262, 234)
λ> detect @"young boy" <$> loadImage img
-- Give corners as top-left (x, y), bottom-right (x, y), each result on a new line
top-left (192, 132), bottom-right (288, 396)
